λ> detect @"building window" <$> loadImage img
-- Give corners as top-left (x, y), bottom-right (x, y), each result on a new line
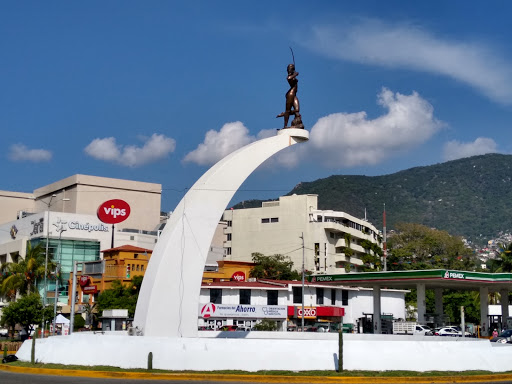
top-left (341, 290), bottom-right (348, 306)
top-left (210, 288), bottom-right (222, 304)
top-left (331, 289), bottom-right (336, 305)
top-left (141, 265), bottom-right (144, 271)
top-left (134, 254), bottom-right (138, 259)
top-left (292, 287), bottom-right (302, 304)
top-left (316, 288), bottom-right (324, 305)
top-left (240, 289), bottom-right (251, 304)
top-left (226, 247), bottom-right (232, 255)
top-left (261, 218), bottom-right (270, 223)
top-left (227, 233), bottom-right (232, 241)
top-left (270, 217), bottom-right (279, 223)
top-left (136, 265), bottom-right (140, 271)
top-left (267, 290), bottom-right (278, 305)
top-left (227, 221), bottom-right (232, 227)
top-left (330, 232), bottom-right (334, 239)
top-left (130, 236), bottom-right (135, 240)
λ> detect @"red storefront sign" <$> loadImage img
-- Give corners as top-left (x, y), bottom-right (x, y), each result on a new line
top-left (231, 271), bottom-right (246, 282)
top-left (287, 306), bottom-right (345, 318)
top-left (83, 285), bottom-right (98, 294)
top-left (79, 275), bottom-right (90, 287)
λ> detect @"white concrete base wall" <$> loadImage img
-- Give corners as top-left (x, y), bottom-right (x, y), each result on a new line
top-left (16, 333), bottom-right (512, 372)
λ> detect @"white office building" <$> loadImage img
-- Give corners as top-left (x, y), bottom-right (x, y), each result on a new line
top-left (0, 175), bottom-right (163, 307)
top-left (222, 194), bottom-right (383, 275)
top-left (198, 279), bottom-right (406, 332)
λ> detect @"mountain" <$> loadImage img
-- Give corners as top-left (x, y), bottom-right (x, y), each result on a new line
top-left (233, 154), bottom-right (512, 245)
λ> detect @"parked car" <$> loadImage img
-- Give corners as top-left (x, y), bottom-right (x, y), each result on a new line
top-left (415, 325), bottom-right (433, 336)
top-left (490, 329), bottom-right (512, 343)
top-left (435, 327), bottom-right (460, 337)
top-left (0, 328), bottom-right (8, 337)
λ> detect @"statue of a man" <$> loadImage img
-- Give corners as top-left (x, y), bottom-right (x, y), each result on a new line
top-left (277, 63), bottom-right (304, 129)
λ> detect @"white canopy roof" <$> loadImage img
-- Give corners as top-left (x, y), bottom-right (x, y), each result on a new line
top-left (54, 314), bottom-right (70, 324)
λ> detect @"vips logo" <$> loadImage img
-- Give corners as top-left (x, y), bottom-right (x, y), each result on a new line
top-left (201, 303), bottom-right (216, 318)
top-left (97, 199), bottom-right (131, 224)
top-left (231, 271), bottom-right (246, 282)
top-left (79, 275), bottom-right (90, 287)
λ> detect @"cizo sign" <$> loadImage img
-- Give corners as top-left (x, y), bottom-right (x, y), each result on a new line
top-left (97, 199), bottom-right (131, 224)
top-left (297, 307), bottom-right (317, 319)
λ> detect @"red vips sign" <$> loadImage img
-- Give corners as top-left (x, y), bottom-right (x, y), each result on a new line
top-left (97, 199), bottom-right (131, 224)
top-left (79, 275), bottom-right (90, 287)
top-left (231, 271), bottom-right (246, 282)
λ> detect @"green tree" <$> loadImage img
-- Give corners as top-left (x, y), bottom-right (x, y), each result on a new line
top-left (249, 253), bottom-right (301, 280)
top-left (0, 242), bottom-right (51, 300)
top-left (252, 319), bottom-right (278, 331)
top-left (387, 223), bottom-right (476, 271)
top-left (0, 293), bottom-right (52, 335)
top-left (489, 243), bottom-right (512, 273)
top-left (96, 278), bottom-right (143, 318)
top-left (73, 314), bottom-right (86, 331)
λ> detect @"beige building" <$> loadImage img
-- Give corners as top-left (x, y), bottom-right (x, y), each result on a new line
top-left (222, 194), bottom-right (382, 274)
top-left (0, 174), bottom-right (162, 232)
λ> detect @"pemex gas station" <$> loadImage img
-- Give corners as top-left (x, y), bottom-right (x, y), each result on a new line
top-left (309, 269), bottom-right (512, 337)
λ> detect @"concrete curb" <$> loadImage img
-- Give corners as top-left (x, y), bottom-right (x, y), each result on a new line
top-left (2, 364), bottom-right (512, 383)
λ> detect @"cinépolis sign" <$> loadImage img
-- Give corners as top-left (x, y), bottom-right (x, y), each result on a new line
top-left (68, 221), bottom-right (109, 233)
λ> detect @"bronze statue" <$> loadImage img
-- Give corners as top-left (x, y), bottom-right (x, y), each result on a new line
top-left (277, 58), bottom-right (304, 129)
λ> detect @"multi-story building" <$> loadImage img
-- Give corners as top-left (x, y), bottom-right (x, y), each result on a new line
top-left (0, 175), bottom-right (163, 309)
top-left (199, 280), bottom-right (406, 332)
top-left (70, 245), bottom-right (153, 308)
top-left (222, 194), bottom-right (382, 275)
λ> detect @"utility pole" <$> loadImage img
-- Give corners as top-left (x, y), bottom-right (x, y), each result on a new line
top-left (300, 232), bottom-right (305, 333)
top-left (52, 220), bottom-right (66, 336)
top-left (383, 203), bottom-right (387, 271)
top-left (42, 195), bottom-right (56, 338)
top-left (69, 261), bottom-right (79, 335)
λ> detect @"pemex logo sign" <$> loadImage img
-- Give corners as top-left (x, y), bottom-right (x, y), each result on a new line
top-left (97, 199), bottom-right (131, 224)
top-left (201, 303), bottom-right (216, 318)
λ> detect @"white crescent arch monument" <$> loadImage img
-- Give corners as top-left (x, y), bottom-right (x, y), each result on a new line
top-left (134, 128), bottom-right (309, 337)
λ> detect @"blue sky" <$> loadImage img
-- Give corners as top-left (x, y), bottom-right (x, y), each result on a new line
top-left (2, 1), bottom-right (512, 214)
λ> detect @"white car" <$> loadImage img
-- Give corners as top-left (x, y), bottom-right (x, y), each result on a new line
top-left (435, 327), bottom-right (461, 337)
top-left (0, 328), bottom-right (8, 337)
top-left (415, 325), bottom-right (433, 336)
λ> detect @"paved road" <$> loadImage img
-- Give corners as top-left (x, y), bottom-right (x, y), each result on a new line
top-left (0, 371), bottom-right (253, 384)
top-left (3, 370), bottom-right (512, 384)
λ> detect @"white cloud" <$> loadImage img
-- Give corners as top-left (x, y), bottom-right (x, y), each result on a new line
top-left (185, 89), bottom-right (442, 169)
top-left (305, 19), bottom-right (512, 104)
top-left (8, 144), bottom-right (52, 162)
top-left (84, 134), bottom-right (176, 167)
top-left (443, 137), bottom-right (498, 161)
top-left (183, 121), bottom-right (256, 165)
top-left (298, 88), bottom-right (443, 168)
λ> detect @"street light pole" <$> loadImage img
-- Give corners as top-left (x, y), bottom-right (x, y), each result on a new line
top-left (41, 195), bottom-right (69, 338)
top-left (42, 195), bottom-right (56, 337)
top-left (300, 232), bottom-right (305, 333)
top-left (52, 221), bottom-right (66, 336)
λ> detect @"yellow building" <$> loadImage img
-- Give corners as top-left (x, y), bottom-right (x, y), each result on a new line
top-left (69, 245), bottom-right (152, 307)
top-left (202, 260), bottom-right (255, 283)
top-left (69, 246), bottom-right (255, 307)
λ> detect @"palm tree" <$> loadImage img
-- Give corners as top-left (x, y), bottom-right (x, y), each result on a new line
top-left (493, 243), bottom-right (512, 273)
top-left (0, 242), bottom-right (51, 300)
